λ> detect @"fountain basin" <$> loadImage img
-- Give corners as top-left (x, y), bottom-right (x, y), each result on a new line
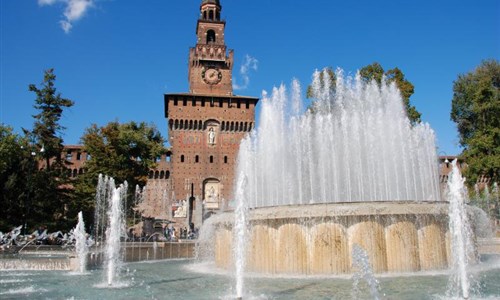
top-left (0, 251), bottom-right (76, 271)
top-left (212, 201), bottom-right (454, 274)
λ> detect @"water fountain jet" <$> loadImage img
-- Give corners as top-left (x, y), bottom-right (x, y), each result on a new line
top-left (205, 69), bottom-right (453, 276)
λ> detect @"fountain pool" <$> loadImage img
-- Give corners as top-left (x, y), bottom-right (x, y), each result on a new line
top-left (0, 258), bottom-right (499, 299)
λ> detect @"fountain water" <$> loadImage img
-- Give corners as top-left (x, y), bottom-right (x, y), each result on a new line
top-left (209, 69), bottom-right (447, 276)
top-left (351, 244), bottom-right (381, 300)
top-left (94, 174), bottom-right (128, 287)
top-left (446, 159), bottom-right (476, 298)
top-left (242, 69), bottom-right (440, 208)
top-left (233, 172), bottom-right (249, 299)
top-left (74, 211), bottom-right (89, 273)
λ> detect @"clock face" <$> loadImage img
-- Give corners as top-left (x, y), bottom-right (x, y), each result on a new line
top-left (202, 67), bottom-right (222, 85)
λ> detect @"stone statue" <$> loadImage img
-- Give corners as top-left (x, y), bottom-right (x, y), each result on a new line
top-left (208, 128), bottom-right (216, 144)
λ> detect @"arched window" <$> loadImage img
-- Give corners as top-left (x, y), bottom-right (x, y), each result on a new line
top-left (181, 155), bottom-right (185, 163)
top-left (203, 11), bottom-right (207, 20)
top-left (155, 171), bottom-right (159, 179)
top-left (195, 155), bottom-right (199, 163)
top-left (149, 171), bottom-right (154, 179)
top-left (209, 10), bottom-right (214, 21)
top-left (207, 30), bottom-right (216, 43)
top-left (160, 171), bottom-right (165, 179)
top-left (224, 156), bottom-right (228, 164)
top-left (221, 121), bottom-right (225, 131)
top-left (165, 171), bottom-right (170, 179)
top-left (209, 156), bottom-right (214, 163)
top-left (189, 120), bottom-right (193, 130)
top-left (73, 169), bottom-right (77, 177)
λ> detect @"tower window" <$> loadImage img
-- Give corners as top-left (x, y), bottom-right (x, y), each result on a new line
top-left (181, 155), bottom-right (185, 163)
top-left (207, 30), bottom-right (216, 43)
top-left (76, 152), bottom-right (81, 160)
top-left (210, 156), bottom-right (214, 163)
top-left (224, 156), bottom-right (228, 164)
top-left (195, 155), bottom-right (199, 163)
top-left (209, 10), bottom-right (214, 21)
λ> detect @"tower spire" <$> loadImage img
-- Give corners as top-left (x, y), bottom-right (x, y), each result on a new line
top-left (200, 0), bottom-right (221, 21)
top-left (189, 0), bottom-right (233, 95)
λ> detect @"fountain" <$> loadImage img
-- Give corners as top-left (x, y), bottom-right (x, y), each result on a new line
top-left (446, 159), bottom-right (476, 298)
top-left (94, 174), bottom-right (128, 287)
top-left (74, 211), bottom-right (89, 274)
top-left (1, 70), bottom-right (498, 299)
top-left (208, 69), bottom-right (449, 276)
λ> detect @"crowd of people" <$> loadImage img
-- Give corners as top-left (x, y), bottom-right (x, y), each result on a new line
top-left (163, 222), bottom-right (198, 242)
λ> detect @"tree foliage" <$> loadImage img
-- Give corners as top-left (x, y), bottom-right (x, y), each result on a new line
top-left (29, 68), bottom-right (74, 171)
top-left (26, 69), bottom-right (75, 230)
top-left (73, 121), bottom-right (165, 222)
top-left (451, 59), bottom-right (500, 185)
top-left (359, 62), bottom-right (421, 125)
top-left (0, 125), bottom-right (28, 231)
top-left (306, 63), bottom-right (422, 125)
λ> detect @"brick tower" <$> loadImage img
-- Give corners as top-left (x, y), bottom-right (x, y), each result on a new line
top-left (164, 0), bottom-right (259, 224)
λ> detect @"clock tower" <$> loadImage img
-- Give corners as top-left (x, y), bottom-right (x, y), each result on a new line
top-left (188, 0), bottom-right (234, 96)
top-left (164, 0), bottom-right (259, 225)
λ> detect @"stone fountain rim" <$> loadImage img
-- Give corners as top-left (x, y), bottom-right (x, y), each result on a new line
top-left (212, 201), bottom-right (450, 223)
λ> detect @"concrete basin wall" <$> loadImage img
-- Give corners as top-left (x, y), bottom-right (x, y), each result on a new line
top-left (213, 202), bottom-right (452, 274)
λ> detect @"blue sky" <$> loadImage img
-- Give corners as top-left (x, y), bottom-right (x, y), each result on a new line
top-left (1, 0), bottom-right (499, 156)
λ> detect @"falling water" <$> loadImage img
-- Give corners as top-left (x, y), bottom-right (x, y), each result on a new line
top-left (239, 69), bottom-right (440, 208)
top-left (232, 137), bottom-right (252, 299)
top-left (74, 211), bottom-right (89, 274)
top-left (446, 159), bottom-right (475, 299)
top-left (351, 244), bottom-right (381, 300)
top-left (104, 182), bottom-right (127, 286)
top-left (94, 175), bottom-right (128, 287)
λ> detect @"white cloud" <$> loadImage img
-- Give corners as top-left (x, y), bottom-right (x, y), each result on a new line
top-left (38, 0), bottom-right (94, 33)
top-left (38, 0), bottom-right (58, 5)
top-left (233, 54), bottom-right (258, 91)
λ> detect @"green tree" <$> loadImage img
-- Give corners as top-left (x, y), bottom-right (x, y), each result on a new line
top-left (0, 125), bottom-right (28, 231)
top-left (306, 63), bottom-right (422, 125)
top-left (29, 68), bottom-right (74, 172)
top-left (306, 67), bottom-right (336, 99)
top-left (359, 62), bottom-right (421, 125)
top-left (26, 69), bottom-right (75, 230)
top-left (451, 59), bottom-right (500, 185)
top-left (74, 121), bottom-right (165, 223)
